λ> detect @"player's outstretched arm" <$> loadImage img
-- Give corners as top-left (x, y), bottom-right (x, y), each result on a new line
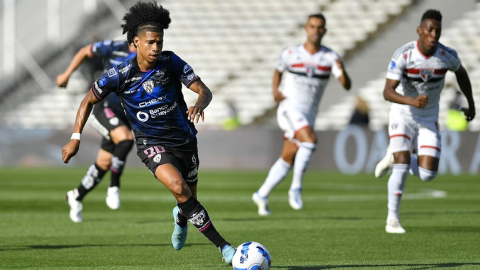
top-left (57, 44), bottom-right (94, 87)
top-left (62, 89), bottom-right (99, 163)
top-left (455, 65), bottom-right (476, 121)
top-left (383, 78), bottom-right (427, 108)
top-left (187, 80), bottom-right (212, 123)
top-left (335, 59), bottom-right (351, 90)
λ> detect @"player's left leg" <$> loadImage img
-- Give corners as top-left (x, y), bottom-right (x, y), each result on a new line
top-left (289, 126), bottom-right (317, 210)
top-left (409, 122), bottom-right (441, 181)
top-left (253, 140), bottom-right (296, 215)
top-left (106, 125), bottom-right (134, 210)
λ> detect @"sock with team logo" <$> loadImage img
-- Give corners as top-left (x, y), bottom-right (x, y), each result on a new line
top-left (178, 196), bottom-right (230, 249)
top-left (257, 158), bottom-right (292, 198)
top-left (110, 140), bottom-right (134, 187)
top-left (77, 163), bottom-right (107, 200)
top-left (387, 164), bottom-right (409, 220)
top-left (291, 142), bottom-right (316, 190)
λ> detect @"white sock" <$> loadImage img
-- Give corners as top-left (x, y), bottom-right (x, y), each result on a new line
top-left (257, 158), bottom-right (292, 198)
top-left (387, 164), bottom-right (409, 221)
top-left (290, 142), bottom-right (316, 191)
top-left (409, 154), bottom-right (419, 177)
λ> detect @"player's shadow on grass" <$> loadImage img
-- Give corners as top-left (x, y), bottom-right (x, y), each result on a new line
top-left (277, 262), bottom-right (480, 269)
top-left (223, 216), bottom-right (367, 222)
top-left (0, 243), bottom-right (210, 252)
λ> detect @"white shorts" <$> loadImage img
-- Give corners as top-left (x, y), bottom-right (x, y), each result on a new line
top-left (388, 109), bottom-right (441, 158)
top-left (277, 103), bottom-right (312, 140)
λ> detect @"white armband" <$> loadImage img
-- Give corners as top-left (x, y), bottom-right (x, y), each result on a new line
top-left (71, 133), bottom-right (81, 141)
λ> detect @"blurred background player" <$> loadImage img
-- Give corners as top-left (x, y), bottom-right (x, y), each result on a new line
top-left (252, 13), bottom-right (352, 215)
top-left (374, 9), bottom-right (475, 233)
top-left (61, 2), bottom-right (236, 264)
top-left (58, 39), bottom-right (136, 222)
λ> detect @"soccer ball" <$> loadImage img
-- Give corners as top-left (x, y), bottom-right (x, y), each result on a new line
top-left (231, 241), bottom-right (271, 270)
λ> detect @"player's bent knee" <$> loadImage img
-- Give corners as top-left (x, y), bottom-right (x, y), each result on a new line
top-left (300, 142), bottom-right (316, 151)
top-left (419, 167), bottom-right (437, 181)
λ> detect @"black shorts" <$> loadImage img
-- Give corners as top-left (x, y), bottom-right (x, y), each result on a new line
top-left (137, 138), bottom-right (199, 186)
top-left (91, 104), bottom-right (131, 153)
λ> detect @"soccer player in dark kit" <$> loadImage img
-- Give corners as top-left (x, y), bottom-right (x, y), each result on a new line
top-left (61, 1), bottom-right (236, 264)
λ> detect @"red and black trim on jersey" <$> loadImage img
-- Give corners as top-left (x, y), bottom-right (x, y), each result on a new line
top-left (287, 63), bottom-right (331, 79)
top-left (402, 68), bottom-right (448, 82)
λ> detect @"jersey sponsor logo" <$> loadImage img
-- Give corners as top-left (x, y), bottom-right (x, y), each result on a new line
top-left (149, 102), bottom-right (177, 118)
top-left (183, 64), bottom-right (192, 73)
top-left (119, 65), bottom-right (131, 74)
top-left (125, 76), bottom-right (142, 83)
top-left (137, 111), bottom-right (149, 122)
top-left (124, 88), bottom-right (140, 94)
top-left (419, 69), bottom-right (434, 82)
top-left (142, 80), bottom-right (154, 94)
top-left (107, 68), bottom-right (117, 77)
top-left (139, 95), bottom-right (168, 107)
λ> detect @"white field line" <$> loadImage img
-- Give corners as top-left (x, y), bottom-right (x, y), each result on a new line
top-left (117, 188), bottom-right (447, 203)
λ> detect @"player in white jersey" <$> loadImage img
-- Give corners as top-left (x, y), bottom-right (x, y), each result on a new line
top-left (374, 10), bottom-right (475, 233)
top-left (252, 13), bottom-right (351, 215)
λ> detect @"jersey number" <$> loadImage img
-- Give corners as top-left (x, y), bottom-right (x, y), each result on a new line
top-left (144, 146), bottom-right (166, 158)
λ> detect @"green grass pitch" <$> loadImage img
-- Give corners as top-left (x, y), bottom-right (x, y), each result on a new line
top-left (0, 167), bottom-right (479, 269)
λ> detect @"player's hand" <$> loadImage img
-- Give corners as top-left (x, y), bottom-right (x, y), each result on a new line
top-left (273, 91), bottom-right (286, 103)
top-left (56, 73), bottom-right (70, 88)
top-left (412, 95), bottom-right (428, 108)
top-left (461, 106), bottom-right (476, 122)
top-left (335, 59), bottom-right (345, 72)
top-left (62, 139), bottom-right (81, 164)
top-left (187, 105), bottom-right (204, 123)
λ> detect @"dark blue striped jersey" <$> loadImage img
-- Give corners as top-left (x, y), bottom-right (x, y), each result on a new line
top-left (92, 51), bottom-right (200, 147)
top-left (91, 40), bottom-right (136, 113)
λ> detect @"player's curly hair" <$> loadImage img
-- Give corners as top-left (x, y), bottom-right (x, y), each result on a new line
top-left (121, 1), bottom-right (171, 45)
top-left (421, 9), bottom-right (442, 23)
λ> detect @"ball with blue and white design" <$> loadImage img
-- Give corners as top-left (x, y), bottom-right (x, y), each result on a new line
top-left (231, 241), bottom-right (271, 270)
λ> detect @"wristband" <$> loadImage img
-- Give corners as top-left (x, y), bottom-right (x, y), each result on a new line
top-left (71, 133), bottom-right (81, 141)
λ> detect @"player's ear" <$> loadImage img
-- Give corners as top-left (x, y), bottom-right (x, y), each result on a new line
top-left (133, 36), bottom-right (140, 48)
top-left (416, 26), bottom-right (422, 36)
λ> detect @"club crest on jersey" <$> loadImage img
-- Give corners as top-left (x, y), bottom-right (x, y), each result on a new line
top-left (420, 69), bottom-right (434, 82)
top-left (142, 80), bottom-right (154, 94)
top-left (306, 64), bottom-right (316, 77)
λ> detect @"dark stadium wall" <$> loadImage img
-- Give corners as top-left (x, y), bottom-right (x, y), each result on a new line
top-left (1, 126), bottom-right (480, 175)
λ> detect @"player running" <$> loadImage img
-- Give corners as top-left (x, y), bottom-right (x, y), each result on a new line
top-left (252, 13), bottom-right (351, 215)
top-left (374, 9), bottom-right (475, 233)
top-left (58, 39), bottom-right (136, 223)
top-left (61, 2), bottom-right (236, 264)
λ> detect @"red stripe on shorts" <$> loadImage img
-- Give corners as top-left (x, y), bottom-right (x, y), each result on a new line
top-left (389, 134), bottom-right (411, 140)
top-left (420, 145), bottom-right (441, 152)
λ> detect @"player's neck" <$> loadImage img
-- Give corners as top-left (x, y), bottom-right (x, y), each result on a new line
top-left (135, 56), bottom-right (156, 71)
top-left (304, 42), bottom-right (322, 54)
top-left (417, 41), bottom-right (437, 57)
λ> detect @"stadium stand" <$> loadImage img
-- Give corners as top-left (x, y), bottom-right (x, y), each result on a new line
top-left (1, 0), bottom-right (478, 132)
